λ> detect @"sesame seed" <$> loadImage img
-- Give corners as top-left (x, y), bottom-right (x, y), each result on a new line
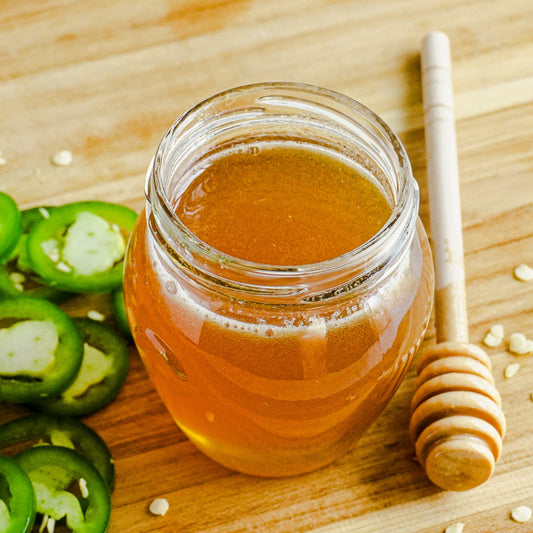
top-left (87, 310), bottom-right (106, 322)
top-left (149, 498), bottom-right (169, 516)
top-left (56, 261), bottom-right (72, 273)
top-left (511, 505), bottom-right (532, 523)
top-left (504, 363), bottom-right (520, 378)
top-left (509, 333), bottom-right (531, 355)
top-left (79, 478), bottom-right (89, 498)
top-left (51, 150), bottom-right (73, 166)
top-left (514, 264), bottom-right (533, 282)
top-left (9, 272), bottom-right (26, 284)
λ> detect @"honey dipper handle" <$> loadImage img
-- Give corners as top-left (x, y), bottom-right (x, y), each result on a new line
top-left (421, 32), bottom-right (468, 344)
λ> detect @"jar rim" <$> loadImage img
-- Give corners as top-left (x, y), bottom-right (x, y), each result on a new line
top-left (148, 82), bottom-right (418, 295)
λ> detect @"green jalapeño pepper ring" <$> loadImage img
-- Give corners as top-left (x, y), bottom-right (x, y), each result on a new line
top-left (14, 446), bottom-right (111, 533)
top-left (13, 207), bottom-right (57, 273)
top-left (0, 192), bottom-right (22, 264)
top-left (26, 201), bottom-right (138, 293)
top-left (0, 266), bottom-right (73, 303)
top-left (0, 455), bottom-right (36, 533)
top-left (0, 414), bottom-right (115, 490)
top-left (0, 297), bottom-right (83, 403)
top-left (0, 206), bottom-right (75, 303)
top-left (37, 318), bottom-right (130, 417)
top-left (111, 289), bottom-right (132, 340)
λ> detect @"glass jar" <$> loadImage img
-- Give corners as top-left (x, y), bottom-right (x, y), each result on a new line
top-left (124, 82), bottom-right (434, 477)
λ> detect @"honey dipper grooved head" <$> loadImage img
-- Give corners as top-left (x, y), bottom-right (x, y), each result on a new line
top-left (415, 415), bottom-right (503, 468)
top-left (425, 437), bottom-right (495, 491)
top-left (409, 342), bottom-right (506, 491)
top-left (415, 356), bottom-right (495, 390)
top-left (409, 390), bottom-right (506, 443)
top-left (410, 372), bottom-right (502, 414)
top-left (416, 342), bottom-right (492, 373)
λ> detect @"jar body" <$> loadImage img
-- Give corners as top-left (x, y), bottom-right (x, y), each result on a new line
top-left (124, 83), bottom-right (434, 477)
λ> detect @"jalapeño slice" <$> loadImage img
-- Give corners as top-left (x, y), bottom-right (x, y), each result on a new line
top-left (26, 201), bottom-right (138, 293)
top-left (37, 318), bottom-right (130, 417)
top-left (0, 414), bottom-right (115, 490)
top-left (14, 446), bottom-right (111, 533)
top-left (0, 297), bottom-right (83, 403)
top-left (0, 455), bottom-right (36, 533)
top-left (0, 192), bottom-right (22, 264)
top-left (0, 265), bottom-right (74, 303)
top-left (14, 206), bottom-right (56, 273)
top-left (0, 207), bottom-right (75, 303)
top-left (111, 289), bottom-right (132, 340)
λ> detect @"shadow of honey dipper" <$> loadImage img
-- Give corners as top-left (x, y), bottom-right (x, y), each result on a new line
top-left (408, 32), bottom-right (506, 491)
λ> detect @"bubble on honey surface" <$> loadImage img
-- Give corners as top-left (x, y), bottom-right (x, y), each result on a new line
top-left (247, 145), bottom-right (260, 156)
top-left (165, 280), bottom-right (178, 295)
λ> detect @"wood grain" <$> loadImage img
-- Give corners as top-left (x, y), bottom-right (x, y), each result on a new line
top-left (1, 1), bottom-right (533, 531)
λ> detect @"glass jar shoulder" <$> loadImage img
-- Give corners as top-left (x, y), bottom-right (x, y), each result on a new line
top-left (125, 210), bottom-right (433, 342)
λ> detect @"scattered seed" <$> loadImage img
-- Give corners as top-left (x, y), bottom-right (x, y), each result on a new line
top-left (87, 310), bottom-right (106, 322)
top-left (504, 363), bottom-right (521, 378)
top-left (46, 517), bottom-right (56, 533)
top-left (51, 149), bottom-right (73, 166)
top-left (509, 333), bottom-right (531, 355)
top-left (514, 264), bottom-right (533, 282)
top-left (9, 272), bottom-right (26, 284)
top-left (79, 478), bottom-right (89, 498)
top-left (56, 261), bottom-right (72, 273)
top-left (483, 333), bottom-right (498, 347)
top-left (48, 250), bottom-right (60, 263)
top-left (38, 207), bottom-right (50, 219)
top-left (9, 272), bottom-right (26, 292)
top-left (511, 505), bottom-right (532, 523)
top-left (445, 523), bottom-right (465, 533)
top-left (149, 497), bottom-right (169, 516)
top-left (483, 324), bottom-right (504, 347)
top-left (490, 324), bottom-right (504, 338)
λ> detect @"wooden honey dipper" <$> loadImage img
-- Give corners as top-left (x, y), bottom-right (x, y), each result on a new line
top-left (408, 32), bottom-right (506, 491)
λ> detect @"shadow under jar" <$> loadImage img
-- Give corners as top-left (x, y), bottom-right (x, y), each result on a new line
top-left (124, 82), bottom-right (434, 477)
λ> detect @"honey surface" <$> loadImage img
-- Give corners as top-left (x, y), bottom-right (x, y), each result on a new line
top-left (175, 144), bottom-right (392, 265)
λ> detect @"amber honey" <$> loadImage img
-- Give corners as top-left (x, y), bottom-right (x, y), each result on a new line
top-left (175, 145), bottom-right (392, 265)
top-left (124, 83), bottom-right (434, 476)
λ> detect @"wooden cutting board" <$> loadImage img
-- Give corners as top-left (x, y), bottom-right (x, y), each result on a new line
top-left (1, 1), bottom-right (533, 531)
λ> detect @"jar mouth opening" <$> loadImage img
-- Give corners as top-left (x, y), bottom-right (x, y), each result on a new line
top-left (149, 82), bottom-right (418, 283)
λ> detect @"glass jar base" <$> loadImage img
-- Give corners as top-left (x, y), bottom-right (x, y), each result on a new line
top-left (180, 423), bottom-right (357, 477)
